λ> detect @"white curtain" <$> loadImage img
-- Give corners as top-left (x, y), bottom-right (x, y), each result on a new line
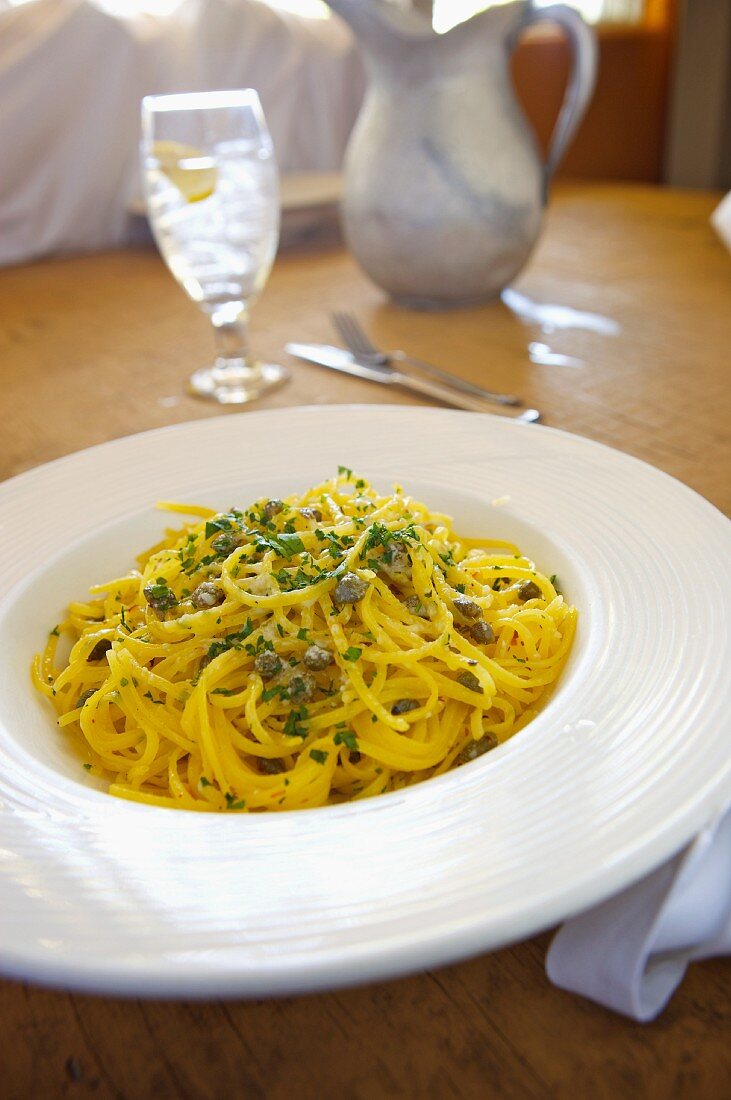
top-left (0, 0), bottom-right (365, 264)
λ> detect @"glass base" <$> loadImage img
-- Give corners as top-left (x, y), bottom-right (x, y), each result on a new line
top-left (188, 361), bottom-right (289, 405)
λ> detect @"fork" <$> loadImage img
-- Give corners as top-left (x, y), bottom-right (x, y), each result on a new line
top-left (332, 312), bottom-right (521, 407)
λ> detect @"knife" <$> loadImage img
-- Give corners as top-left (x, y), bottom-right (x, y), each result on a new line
top-left (285, 343), bottom-right (540, 421)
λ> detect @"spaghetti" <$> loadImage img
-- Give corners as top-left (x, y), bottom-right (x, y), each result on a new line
top-left (33, 470), bottom-right (577, 811)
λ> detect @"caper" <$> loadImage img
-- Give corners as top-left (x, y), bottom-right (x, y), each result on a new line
top-left (469, 620), bottom-right (495, 645)
top-left (253, 651), bottom-right (282, 679)
top-left (143, 583), bottom-right (177, 613)
top-left (211, 533), bottom-right (237, 555)
top-left (259, 758), bottom-right (285, 775)
top-left (334, 572), bottom-right (369, 605)
top-left (456, 670), bottom-right (483, 693)
top-left (457, 733), bottom-right (497, 765)
top-left (391, 698), bottom-right (420, 715)
top-left (453, 595), bottom-right (481, 620)
top-left (87, 639), bottom-right (112, 662)
top-left (303, 644), bottom-right (332, 671)
top-left (190, 582), bottom-right (225, 609)
top-left (289, 672), bottom-right (316, 701)
top-left (518, 580), bottom-right (541, 601)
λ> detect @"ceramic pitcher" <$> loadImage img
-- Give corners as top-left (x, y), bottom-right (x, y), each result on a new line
top-left (324, 0), bottom-right (597, 308)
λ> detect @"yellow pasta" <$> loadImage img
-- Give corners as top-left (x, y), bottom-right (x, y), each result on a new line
top-left (32, 470), bottom-right (577, 812)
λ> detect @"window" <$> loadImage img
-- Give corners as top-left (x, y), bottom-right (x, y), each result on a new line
top-left (2, 0), bottom-right (330, 15)
top-left (433, 1), bottom-right (644, 33)
top-left (1, 0), bottom-right (647, 27)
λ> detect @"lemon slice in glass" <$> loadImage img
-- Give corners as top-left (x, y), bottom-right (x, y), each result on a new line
top-left (153, 140), bottom-right (218, 203)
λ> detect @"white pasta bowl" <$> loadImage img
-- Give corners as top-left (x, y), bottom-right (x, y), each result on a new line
top-left (0, 405), bottom-right (728, 997)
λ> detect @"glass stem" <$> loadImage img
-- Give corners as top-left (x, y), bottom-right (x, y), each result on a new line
top-left (210, 304), bottom-right (259, 384)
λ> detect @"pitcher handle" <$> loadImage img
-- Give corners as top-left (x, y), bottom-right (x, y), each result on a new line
top-left (516, 3), bottom-right (598, 196)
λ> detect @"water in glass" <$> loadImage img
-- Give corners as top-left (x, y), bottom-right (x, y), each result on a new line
top-left (141, 90), bottom-right (289, 404)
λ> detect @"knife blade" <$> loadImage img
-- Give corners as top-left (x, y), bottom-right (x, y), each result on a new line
top-left (285, 342), bottom-right (395, 384)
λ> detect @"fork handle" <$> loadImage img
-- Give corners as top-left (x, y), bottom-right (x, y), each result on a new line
top-left (391, 368), bottom-right (516, 413)
top-left (393, 352), bottom-right (521, 406)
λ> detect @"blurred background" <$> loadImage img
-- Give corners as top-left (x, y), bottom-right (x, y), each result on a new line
top-left (1, 0), bottom-right (729, 265)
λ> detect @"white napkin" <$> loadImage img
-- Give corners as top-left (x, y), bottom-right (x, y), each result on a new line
top-left (546, 804), bottom-right (731, 1021)
top-left (711, 191), bottom-right (731, 252)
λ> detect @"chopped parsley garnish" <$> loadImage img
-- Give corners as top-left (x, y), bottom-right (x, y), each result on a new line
top-left (342, 646), bottom-right (362, 662)
top-left (261, 684), bottom-right (290, 703)
top-left (309, 749), bottom-right (329, 764)
top-left (205, 515), bottom-right (236, 540)
top-left (337, 465), bottom-right (353, 479)
top-left (206, 619), bottom-right (254, 660)
top-left (120, 678), bottom-right (129, 687)
top-left (224, 792), bottom-right (246, 810)
top-left (243, 634), bottom-right (273, 657)
top-left (283, 706), bottom-right (309, 738)
top-left (361, 521), bottom-right (418, 557)
top-left (200, 776), bottom-right (213, 788)
top-left (178, 534), bottom-right (198, 573)
top-left (83, 763), bottom-right (92, 771)
top-left (297, 627), bottom-right (309, 641)
top-left (50, 626), bottom-right (60, 637)
top-left (255, 532), bottom-right (305, 560)
top-left (274, 565), bottom-right (329, 592)
top-left (334, 729), bottom-right (358, 751)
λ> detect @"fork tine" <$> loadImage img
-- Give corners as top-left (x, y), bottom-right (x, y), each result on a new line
top-left (331, 312), bottom-right (353, 349)
top-left (332, 312), bottom-right (360, 354)
top-left (332, 312), bottom-right (375, 358)
top-left (343, 313), bottom-right (379, 356)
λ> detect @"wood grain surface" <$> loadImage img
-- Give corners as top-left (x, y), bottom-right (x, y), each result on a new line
top-left (0, 184), bottom-right (729, 1099)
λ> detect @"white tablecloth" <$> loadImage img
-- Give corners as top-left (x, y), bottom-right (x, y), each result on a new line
top-left (0, 0), bottom-right (364, 264)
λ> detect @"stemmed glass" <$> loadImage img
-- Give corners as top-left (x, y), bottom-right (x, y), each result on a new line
top-left (141, 89), bottom-right (289, 404)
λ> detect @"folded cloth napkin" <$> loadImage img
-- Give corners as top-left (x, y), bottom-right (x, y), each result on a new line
top-left (546, 804), bottom-right (731, 1021)
top-left (711, 191), bottom-right (731, 252)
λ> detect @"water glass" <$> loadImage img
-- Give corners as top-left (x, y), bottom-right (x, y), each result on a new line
top-left (141, 89), bottom-right (289, 404)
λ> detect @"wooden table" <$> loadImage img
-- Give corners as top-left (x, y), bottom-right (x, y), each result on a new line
top-left (0, 184), bottom-right (729, 1098)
